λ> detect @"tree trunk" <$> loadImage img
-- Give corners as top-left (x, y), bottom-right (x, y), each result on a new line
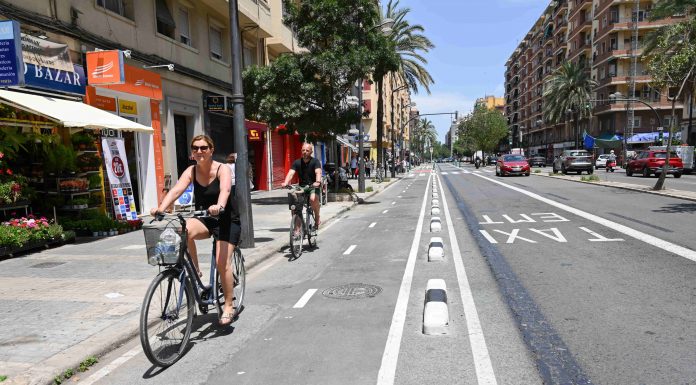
top-left (376, 76), bottom-right (384, 174)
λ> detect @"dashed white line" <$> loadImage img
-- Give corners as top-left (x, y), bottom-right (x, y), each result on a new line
top-left (293, 289), bottom-right (318, 308)
top-left (369, 222), bottom-right (377, 228)
top-left (382, 209), bottom-right (389, 214)
top-left (391, 201), bottom-right (396, 205)
top-left (121, 245), bottom-right (145, 250)
top-left (343, 245), bottom-right (357, 255)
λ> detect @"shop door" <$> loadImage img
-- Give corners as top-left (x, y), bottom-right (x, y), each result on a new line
top-left (271, 131), bottom-right (285, 188)
top-left (173, 114), bottom-right (190, 177)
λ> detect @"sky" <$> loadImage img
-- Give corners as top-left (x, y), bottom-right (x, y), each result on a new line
top-left (395, 0), bottom-right (548, 142)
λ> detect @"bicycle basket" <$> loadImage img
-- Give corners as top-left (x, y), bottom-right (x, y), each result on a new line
top-left (287, 190), bottom-right (304, 210)
top-left (142, 219), bottom-right (183, 266)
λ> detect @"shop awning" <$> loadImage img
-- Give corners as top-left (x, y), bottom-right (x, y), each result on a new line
top-left (336, 136), bottom-right (357, 152)
top-left (0, 90), bottom-right (153, 132)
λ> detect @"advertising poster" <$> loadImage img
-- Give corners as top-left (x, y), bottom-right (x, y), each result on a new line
top-left (101, 137), bottom-right (138, 220)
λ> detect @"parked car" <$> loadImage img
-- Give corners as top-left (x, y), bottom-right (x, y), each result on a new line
top-left (626, 150), bottom-right (683, 178)
top-left (496, 154), bottom-right (530, 176)
top-left (487, 156), bottom-right (498, 165)
top-left (595, 154), bottom-right (613, 169)
top-left (552, 150), bottom-right (593, 175)
top-left (528, 155), bottom-right (546, 167)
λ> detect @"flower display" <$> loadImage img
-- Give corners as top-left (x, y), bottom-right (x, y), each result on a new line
top-left (0, 215), bottom-right (63, 248)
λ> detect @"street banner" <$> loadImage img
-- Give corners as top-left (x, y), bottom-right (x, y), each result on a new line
top-left (0, 20), bottom-right (25, 86)
top-left (86, 50), bottom-right (125, 85)
top-left (20, 33), bottom-right (73, 72)
top-left (101, 137), bottom-right (138, 221)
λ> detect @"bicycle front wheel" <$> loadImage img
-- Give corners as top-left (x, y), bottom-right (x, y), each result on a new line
top-left (140, 269), bottom-right (194, 367)
top-left (306, 208), bottom-right (317, 248)
top-left (289, 214), bottom-right (304, 259)
top-left (233, 247), bottom-right (246, 312)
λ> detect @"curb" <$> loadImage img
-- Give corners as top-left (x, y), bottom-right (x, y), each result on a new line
top-left (531, 172), bottom-right (696, 203)
top-left (18, 176), bottom-right (405, 385)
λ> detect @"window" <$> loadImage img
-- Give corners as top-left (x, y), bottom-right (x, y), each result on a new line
top-left (178, 8), bottom-right (191, 45)
top-left (156, 0), bottom-right (176, 38)
top-left (632, 117), bottom-right (641, 128)
top-left (96, 0), bottom-right (133, 19)
top-left (209, 26), bottom-right (223, 60)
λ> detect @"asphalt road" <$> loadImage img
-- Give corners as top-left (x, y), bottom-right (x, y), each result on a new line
top-left (83, 168), bottom-right (540, 385)
top-left (80, 162), bottom-right (696, 385)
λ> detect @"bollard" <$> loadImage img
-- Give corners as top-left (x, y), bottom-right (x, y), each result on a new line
top-left (430, 217), bottom-right (441, 232)
top-left (423, 279), bottom-right (449, 335)
top-left (431, 206), bottom-right (440, 216)
top-left (428, 237), bottom-right (444, 261)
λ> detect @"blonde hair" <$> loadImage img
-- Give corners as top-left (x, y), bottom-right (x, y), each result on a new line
top-left (190, 134), bottom-right (214, 150)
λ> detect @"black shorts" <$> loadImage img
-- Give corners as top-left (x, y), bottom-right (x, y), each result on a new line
top-left (195, 217), bottom-right (241, 246)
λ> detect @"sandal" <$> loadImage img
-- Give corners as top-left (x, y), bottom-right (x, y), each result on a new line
top-left (219, 311), bottom-right (236, 326)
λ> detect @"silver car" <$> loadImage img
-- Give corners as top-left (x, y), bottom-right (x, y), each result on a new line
top-left (552, 150), bottom-right (594, 175)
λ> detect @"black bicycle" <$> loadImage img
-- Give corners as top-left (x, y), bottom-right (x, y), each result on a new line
top-left (139, 210), bottom-right (246, 367)
top-left (286, 185), bottom-right (317, 259)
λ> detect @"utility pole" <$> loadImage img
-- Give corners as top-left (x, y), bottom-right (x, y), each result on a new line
top-left (228, 0), bottom-right (254, 248)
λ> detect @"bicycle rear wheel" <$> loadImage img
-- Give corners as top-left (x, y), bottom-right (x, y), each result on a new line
top-left (289, 214), bottom-right (304, 259)
top-left (140, 269), bottom-right (194, 367)
top-left (306, 208), bottom-right (317, 248)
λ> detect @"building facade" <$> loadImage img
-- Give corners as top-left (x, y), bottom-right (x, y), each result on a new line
top-left (505, 0), bottom-right (684, 162)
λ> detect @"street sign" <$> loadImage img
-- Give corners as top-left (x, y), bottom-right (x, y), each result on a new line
top-left (352, 134), bottom-right (369, 142)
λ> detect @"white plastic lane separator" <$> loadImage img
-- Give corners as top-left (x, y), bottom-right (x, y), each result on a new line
top-left (428, 237), bottom-right (445, 261)
top-left (431, 206), bottom-right (441, 216)
top-left (343, 245), bottom-right (357, 255)
top-left (436, 174), bottom-right (498, 384)
top-left (377, 173), bottom-right (432, 385)
top-left (432, 192), bottom-right (439, 199)
top-left (80, 345), bottom-right (141, 385)
top-left (432, 198), bottom-right (439, 206)
top-left (430, 217), bottom-right (442, 232)
top-left (471, 172), bottom-right (696, 263)
top-left (423, 279), bottom-right (449, 335)
top-left (293, 289), bottom-right (318, 308)
top-left (369, 222), bottom-right (377, 228)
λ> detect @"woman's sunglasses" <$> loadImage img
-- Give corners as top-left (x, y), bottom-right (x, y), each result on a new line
top-left (191, 145), bottom-right (210, 152)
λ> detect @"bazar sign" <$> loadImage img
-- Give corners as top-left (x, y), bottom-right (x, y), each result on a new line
top-left (0, 20), bottom-right (24, 86)
top-left (23, 63), bottom-right (85, 95)
top-left (21, 33), bottom-right (73, 72)
top-left (86, 50), bottom-right (125, 85)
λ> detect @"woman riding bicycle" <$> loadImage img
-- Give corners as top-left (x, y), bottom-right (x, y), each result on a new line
top-left (150, 135), bottom-right (240, 326)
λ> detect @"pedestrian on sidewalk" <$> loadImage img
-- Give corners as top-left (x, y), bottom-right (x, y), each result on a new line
top-left (226, 152), bottom-right (236, 195)
top-left (350, 154), bottom-right (358, 179)
top-left (365, 156), bottom-right (372, 178)
top-left (151, 134), bottom-right (240, 326)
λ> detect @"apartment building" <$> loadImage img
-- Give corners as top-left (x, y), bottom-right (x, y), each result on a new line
top-left (475, 95), bottom-right (505, 112)
top-left (505, 0), bottom-right (683, 162)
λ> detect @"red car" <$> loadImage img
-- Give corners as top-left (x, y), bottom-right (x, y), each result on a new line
top-left (626, 150), bottom-right (683, 178)
top-left (496, 154), bottom-right (531, 176)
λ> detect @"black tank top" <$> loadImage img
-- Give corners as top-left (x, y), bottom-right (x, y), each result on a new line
top-left (191, 164), bottom-right (239, 222)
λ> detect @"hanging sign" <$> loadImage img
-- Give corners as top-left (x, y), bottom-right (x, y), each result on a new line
top-left (248, 128), bottom-right (262, 141)
top-left (86, 50), bottom-right (125, 85)
top-left (23, 63), bottom-right (85, 95)
top-left (102, 137), bottom-right (138, 220)
top-left (20, 33), bottom-right (73, 72)
top-left (0, 20), bottom-right (24, 86)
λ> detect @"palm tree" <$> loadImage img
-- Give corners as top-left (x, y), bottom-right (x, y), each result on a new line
top-left (375, 0), bottom-right (434, 174)
top-left (415, 117), bottom-right (436, 159)
top-left (543, 62), bottom-right (597, 149)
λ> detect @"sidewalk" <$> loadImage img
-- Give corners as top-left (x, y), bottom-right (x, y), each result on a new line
top-left (0, 172), bottom-right (412, 385)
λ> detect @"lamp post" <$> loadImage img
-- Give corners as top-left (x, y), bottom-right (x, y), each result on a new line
top-left (228, 0), bottom-right (253, 248)
top-left (390, 84), bottom-right (408, 177)
top-left (519, 124), bottom-right (526, 156)
top-left (355, 18), bottom-right (394, 191)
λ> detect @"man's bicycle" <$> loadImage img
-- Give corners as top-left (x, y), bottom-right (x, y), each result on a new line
top-left (286, 185), bottom-right (317, 259)
top-left (139, 211), bottom-right (246, 367)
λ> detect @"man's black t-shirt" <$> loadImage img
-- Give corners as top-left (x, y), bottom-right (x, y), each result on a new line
top-left (291, 157), bottom-right (321, 186)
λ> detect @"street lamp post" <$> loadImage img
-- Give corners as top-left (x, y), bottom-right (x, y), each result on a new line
top-left (228, 0), bottom-right (254, 248)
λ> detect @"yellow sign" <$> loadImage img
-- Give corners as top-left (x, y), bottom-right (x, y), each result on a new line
top-left (118, 99), bottom-right (138, 115)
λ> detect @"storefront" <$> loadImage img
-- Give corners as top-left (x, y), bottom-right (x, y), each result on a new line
top-left (85, 50), bottom-right (165, 215)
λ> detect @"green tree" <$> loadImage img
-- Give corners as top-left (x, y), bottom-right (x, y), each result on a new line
top-left (543, 62), bottom-right (597, 149)
top-left (412, 117), bottom-right (436, 159)
top-left (243, 0), bottom-right (392, 141)
top-left (376, 0), bottom-right (434, 171)
top-left (644, 10), bottom-right (696, 189)
top-left (458, 106), bottom-right (509, 156)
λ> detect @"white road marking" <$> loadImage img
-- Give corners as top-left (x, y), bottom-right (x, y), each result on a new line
top-left (369, 222), bottom-right (377, 228)
top-left (343, 245), bottom-right (357, 255)
top-left (441, 172), bottom-right (449, 175)
top-left (580, 226), bottom-right (624, 242)
top-left (293, 289), bottom-right (318, 308)
top-left (391, 201), bottom-right (396, 205)
top-left (383, 209), bottom-right (389, 214)
top-left (377, 174), bottom-right (432, 385)
top-left (79, 346), bottom-right (141, 385)
top-left (452, 172), bottom-right (460, 175)
top-left (121, 245), bottom-right (145, 250)
top-left (436, 174), bottom-right (498, 384)
top-left (397, 196), bottom-right (402, 198)
top-left (479, 230), bottom-right (498, 244)
top-left (472, 173), bottom-right (696, 262)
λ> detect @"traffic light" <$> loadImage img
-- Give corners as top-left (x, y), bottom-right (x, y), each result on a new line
top-left (658, 128), bottom-right (664, 144)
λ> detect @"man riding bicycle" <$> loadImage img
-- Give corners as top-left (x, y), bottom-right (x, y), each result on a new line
top-left (281, 143), bottom-right (322, 228)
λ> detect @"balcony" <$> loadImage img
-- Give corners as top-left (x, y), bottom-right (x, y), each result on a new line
top-left (593, 99), bottom-right (682, 115)
top-left (200, 0), bottom-right (272, 37)
top-left (596, 15), bottom-right (682, 40)
top-left (596, 71), bottom-right (651, 87)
